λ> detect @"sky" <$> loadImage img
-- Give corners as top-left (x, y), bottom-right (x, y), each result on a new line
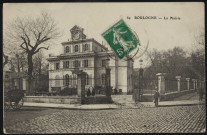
top-left (3, 2), bottom-right (204, 68)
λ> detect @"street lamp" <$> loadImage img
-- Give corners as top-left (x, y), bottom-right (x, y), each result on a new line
top-left (138, 59), bottom-right (144, 101)
top-left (105, 57), bottom-right (111, 96)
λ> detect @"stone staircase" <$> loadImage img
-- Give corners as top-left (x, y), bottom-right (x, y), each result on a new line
top-left (83, 95), bottom-right (113, 104)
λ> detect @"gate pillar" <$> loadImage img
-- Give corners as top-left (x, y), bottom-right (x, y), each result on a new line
top-left (192, 79), bottom-right (196, 90)
top-left (77, 71), bottom-right (86, 104)
top-left (156, 73), bottom-right (166, 94)
top-left (176, 76), bottom-right (181, 92)
top-left (105, 67), bottom-right (111, 97)
top-left (186, 78), bottom-right (190, 90)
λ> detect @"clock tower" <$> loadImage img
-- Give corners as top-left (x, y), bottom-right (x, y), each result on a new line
top-left (70, 25), bottom-right (86, 41)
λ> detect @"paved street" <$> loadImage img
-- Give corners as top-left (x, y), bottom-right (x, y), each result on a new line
top-left (4, 92), bottom-right (206, 133)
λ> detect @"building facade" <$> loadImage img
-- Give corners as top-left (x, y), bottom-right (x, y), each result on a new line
top-left (47, 25), bottom-right (134, 94)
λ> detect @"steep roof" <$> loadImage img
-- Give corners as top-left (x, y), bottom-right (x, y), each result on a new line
top-left (70, 25), bottom-right (83, 31)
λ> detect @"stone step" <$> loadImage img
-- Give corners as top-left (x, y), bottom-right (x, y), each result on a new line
top-left (84, 96), bottom-right (113, 104)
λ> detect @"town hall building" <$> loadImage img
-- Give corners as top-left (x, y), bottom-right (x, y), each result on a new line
top-left (47, 25), bottom-right (134, 94)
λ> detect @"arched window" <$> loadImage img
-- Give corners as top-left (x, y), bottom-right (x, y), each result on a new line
top-left (75, 45), bottom-right (79, 52)
top-left (102, 74), bottom-right (105, 85)
top-left (65, 74), bottom-right (69, 86)
top-left (85, 44), bottom-right (89, 51)
top-left (66, 46), bottom-right (70, 53)
top-left (55, 75), bottom-right (60, 86)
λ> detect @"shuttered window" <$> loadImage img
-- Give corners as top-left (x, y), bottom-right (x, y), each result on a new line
top-left (83, 60), bottom-right (88, 67)
top-left (75, 61), bottom-right (78, 67)
top-left (63, 61), bottom-right (69, 69)
top-left (74, 60), bottom-right (79, 68)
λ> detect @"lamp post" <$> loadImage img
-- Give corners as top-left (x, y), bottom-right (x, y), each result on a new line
top-left (105, 57), bottom-right (111, 97)
top-left (138, 59), bottom-right (144, 101)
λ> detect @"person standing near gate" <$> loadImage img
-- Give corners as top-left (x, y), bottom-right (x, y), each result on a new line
top-left (199, 87), bottom-right (204, 101)
top-left (154, 90), bottom-right (160, 107)
top-left (92, 87), bottom-right (95, 96)
top-left (89, 86), bottom-right (93, 96)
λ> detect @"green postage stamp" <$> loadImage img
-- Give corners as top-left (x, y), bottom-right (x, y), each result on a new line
top-left (102, 19), bottom-right (140, 59)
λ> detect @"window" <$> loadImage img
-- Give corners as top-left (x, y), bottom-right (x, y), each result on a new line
top-left (85, 44), bottom-right (88, 51)
top-left (55, 63), bottom-right (59, 70)
top-left (84, 60), bottom-right (88, 67)
top-left (63, 61), bottom-right (69, 68)
top-left (74, 60), bottom-right (79, 67)
top-left (83, 44), bottom-right (89, 52)
top-left (66, 46), bottom-right (70, 53)
top-left (102, 60), bottom-right (106, 67)
top-left (75, 45), bottom-right (79, 52)
top-left (65, 74), bottom-right (69, 86)
top-left (66, 61), bottom-right (69, 68)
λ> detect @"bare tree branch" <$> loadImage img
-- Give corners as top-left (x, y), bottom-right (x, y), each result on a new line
top-left (34, 46), bottom-right (49, 54)
top-left (20, 42), bottom-right (28, 51)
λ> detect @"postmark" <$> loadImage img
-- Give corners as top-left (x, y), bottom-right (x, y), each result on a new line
top-left (102, 19), bottom-right (140, 59)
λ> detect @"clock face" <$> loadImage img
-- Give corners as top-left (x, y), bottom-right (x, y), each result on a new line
top-left (73, 31), bottom-right (80, 40)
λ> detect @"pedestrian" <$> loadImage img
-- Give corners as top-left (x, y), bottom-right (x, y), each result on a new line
top-left (87, 88), bottom-right (91, 97)
top-left (89, 86), bottom-right (93, 95)
top-left (92, 87), bottom-right (95, 96)
top-left (199, 87), bottom-right (204, 101)
top-left (114, 88), bottom-right (117, 95)
top-left (154, 90), bottom-right (160, 107)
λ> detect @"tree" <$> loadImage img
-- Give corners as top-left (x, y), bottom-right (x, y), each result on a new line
top-left (5, 12), bottom-right (60, 94)
top-left (8, 52), bottom-right (27, 72)
top-left (33, 50), bottom-right (47, 78)
top-left (190, 27), bottom-right (205, 80)
top-left (144, 47), bottom-right (191, 79)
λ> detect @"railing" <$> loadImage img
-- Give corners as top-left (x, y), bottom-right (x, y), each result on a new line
top-left (180, 79), bottom-right (187, 91)
top-left (165, 79), bottom-right (177, 93)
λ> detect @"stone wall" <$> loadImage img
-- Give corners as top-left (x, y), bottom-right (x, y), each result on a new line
top-left (140, 89), bottom-right (196, 102)
top-left (24, 96), bottom-right (81, 104)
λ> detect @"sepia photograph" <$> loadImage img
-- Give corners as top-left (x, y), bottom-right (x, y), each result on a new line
top-left (3, 2), bottom-right (205, 133)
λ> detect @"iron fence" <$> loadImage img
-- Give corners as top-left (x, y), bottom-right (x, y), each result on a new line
top-left (189, 79), bottom-right (194, 89)
top-left (143, 79), bottom-right (157, 95)
top-left (180, 79), bottom-right (187, 91)
top-left (165, 79), bottom-right (177, 93)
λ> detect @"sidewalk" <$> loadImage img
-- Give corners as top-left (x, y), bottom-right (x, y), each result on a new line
top-left (23, 102), bottom-right (119, 110)
top-left (23, 99), bottom-right (205, 110)
top-left (139, 100), bottom-right (205, 108)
